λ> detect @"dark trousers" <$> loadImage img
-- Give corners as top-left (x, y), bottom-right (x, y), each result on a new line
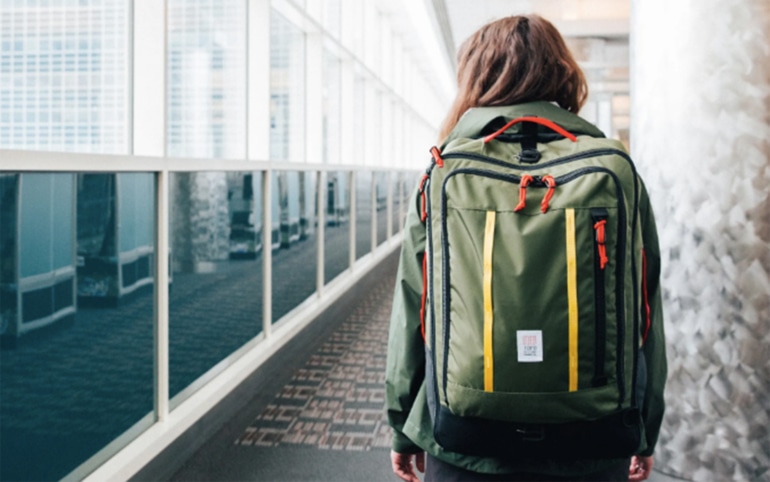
top-left (425, 455), bottom-right (630, 482)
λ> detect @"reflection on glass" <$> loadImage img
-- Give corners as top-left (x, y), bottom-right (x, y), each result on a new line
top-left (1, 172), bottom-right (154, 482)
top-left (325, 172), bottom-right (350, 283)
top-left (355, 171), bottom-right (373, 260)
top-left (77, 174), bottom-right (155, 306)
top-left (169, 171), bottom-right (263, 400)
top-left (273, 171), bottom-right (317, 322)
top-left (0, 1), bottom-right (130, 153)
top-left (376, 172), bottom-right (389, 246)
top-left (167, 0), bottom-right (247, 159)
top-left (270, 10), bottom-right (305, 162)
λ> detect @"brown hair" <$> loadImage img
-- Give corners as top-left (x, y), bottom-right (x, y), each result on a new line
top-left (438, 15), bottom-right (588, 141)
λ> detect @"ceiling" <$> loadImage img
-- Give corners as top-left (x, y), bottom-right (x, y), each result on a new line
top-left (431, 0), bottom-right (632, 137)
top-left (439, 0), bottom-right (630, 55)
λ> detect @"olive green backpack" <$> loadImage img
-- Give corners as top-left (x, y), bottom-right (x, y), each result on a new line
top-left (418, 102), bottom-right (650, 458)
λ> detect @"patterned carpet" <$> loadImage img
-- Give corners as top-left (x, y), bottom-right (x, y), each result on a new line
top-left (234, 278), bottom-right (393, 452)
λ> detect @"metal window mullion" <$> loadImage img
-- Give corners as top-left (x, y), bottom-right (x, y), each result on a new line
top-left (386, 171), bottom-right (393, 240)
top-left (349, 171), bottom-right (356, 269)
top-left (395, 171), bottom-right (406, 232)
top-left (71, 173), bottom-right (78, 335)
top-left (154, 169), bottom-right (170, 422)
top-left (131, 1), bottom-right (166, 158)
top-left (370, 173), bottom-right (377, 253)
top-left (305, 18), bottom-right (324, 292)
top-left (15, 176), bottom-right (22, 336)
top-left (317, 171), bottom-right (326, 295)
top-left (115, 175), bottom-right (124, 298)
top-left (262, 169), bottom-right (272, 337)
top-left (250, 0), bottom-right (272, 337)
top-left (132, 0), bottom-right (168, 425)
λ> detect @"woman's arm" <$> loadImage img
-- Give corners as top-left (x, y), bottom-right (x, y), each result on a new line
top-left (638, 180), bottom-right (668, 457)
top-left (385, 186), bottom-right (428, 455)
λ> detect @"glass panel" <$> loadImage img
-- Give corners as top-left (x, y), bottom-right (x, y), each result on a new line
top-left (270, 10), bottom-right (305, 162)
top-left (355, 171), bottom-right (372, 260)
top-left (376, 171), bottom-right (388, 245)
top-left (167, 0), bottom-right (247, 159)
top-left (0, 1), bottom-right (130, 153)
top-left (169, 171), bottom-right (263, 401)
top-left (353, 74), bottom-right (365, 165)
top-left (1, 172), bottom-right (154, 482)
top-left (322, 48), bottom-right (341, 164)
top-left (273, 171), bottom-right (317, 322)
top-left (324, 171), bottom-right (349, 283)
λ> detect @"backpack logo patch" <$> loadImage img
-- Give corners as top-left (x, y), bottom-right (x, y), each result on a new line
top-left (517, 330), bottom-right (543, 363)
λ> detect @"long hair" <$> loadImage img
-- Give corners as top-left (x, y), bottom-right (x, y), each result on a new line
top-left (438, 15), bottom-right (588, 141)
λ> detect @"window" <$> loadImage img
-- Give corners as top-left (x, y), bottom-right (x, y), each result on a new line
top-left (322, 48), bottom-right (341, 164)
top-left (166, 0), bottom-right (247, 160)
top-left (270, 10), bottom-right (305, 162)
top-left (0, 0), bottom-right (130, 153)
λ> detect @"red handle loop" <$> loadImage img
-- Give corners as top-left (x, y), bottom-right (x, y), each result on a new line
top-left (514, 175), bottom-right (534, 212)
top-left (483, 117), bottom-right (578, 144)
top-left (540, 175), bottom-right (557, 213)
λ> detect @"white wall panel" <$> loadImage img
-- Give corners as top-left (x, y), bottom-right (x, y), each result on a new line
top-left (631, 1), bottom-right (770, 479)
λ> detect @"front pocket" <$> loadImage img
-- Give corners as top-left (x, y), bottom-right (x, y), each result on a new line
top-left (440, 169), bottom-right (626, 411)
top-left (445, 206), bottom-right (574, 394)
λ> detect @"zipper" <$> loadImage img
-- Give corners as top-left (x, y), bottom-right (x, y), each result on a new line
top-left (439, 148), bottom-right (634, 173)
top-left (591, 207), bottom-right (609, 387)
top-left (439, 167), bottom-right (627, 398)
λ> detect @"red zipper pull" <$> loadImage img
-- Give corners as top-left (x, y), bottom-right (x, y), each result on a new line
top-left (540, 175), bottom-right (557, 213)
top-left (514, 175), bottom-right (534, 212)
top-left (430, 146), bottom-right (444, 168)
top-left (594, 219), bottom-right (609, 269)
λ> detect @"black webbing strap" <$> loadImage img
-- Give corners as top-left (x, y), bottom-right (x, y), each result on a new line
top-left (519, 120), bottom-right (541, 163)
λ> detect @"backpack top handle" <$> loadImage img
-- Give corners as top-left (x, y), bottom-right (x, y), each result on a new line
top-left (482, 116), bottom-right (578, 144)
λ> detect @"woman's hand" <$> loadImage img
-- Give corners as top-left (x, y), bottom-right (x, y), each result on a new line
top-left (629, 455), bottom-right (654, 481)
top-left (391, 450), bottom-right (425, 482)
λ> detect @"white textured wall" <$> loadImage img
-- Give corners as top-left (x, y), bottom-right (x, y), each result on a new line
top-left (631, 1), bottom-right (770, 480)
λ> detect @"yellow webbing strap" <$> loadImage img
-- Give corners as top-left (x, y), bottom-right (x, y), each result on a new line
top-left (565, 208), bottom-right (579, 391)
top-left (483, 210), bottom-right (496, 392)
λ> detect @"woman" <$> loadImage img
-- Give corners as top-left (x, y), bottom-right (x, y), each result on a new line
top-left (385, 14), bottom-right (665, 482)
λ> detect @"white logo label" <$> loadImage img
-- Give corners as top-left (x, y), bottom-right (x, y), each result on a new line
top-left (517, 330), bottom-right (543, 363)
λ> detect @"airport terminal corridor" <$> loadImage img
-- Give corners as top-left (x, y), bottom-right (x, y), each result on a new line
top-left (159, 251), bottom-right (398, 482)
top-left (1, 0), bottom-right (769, 481)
